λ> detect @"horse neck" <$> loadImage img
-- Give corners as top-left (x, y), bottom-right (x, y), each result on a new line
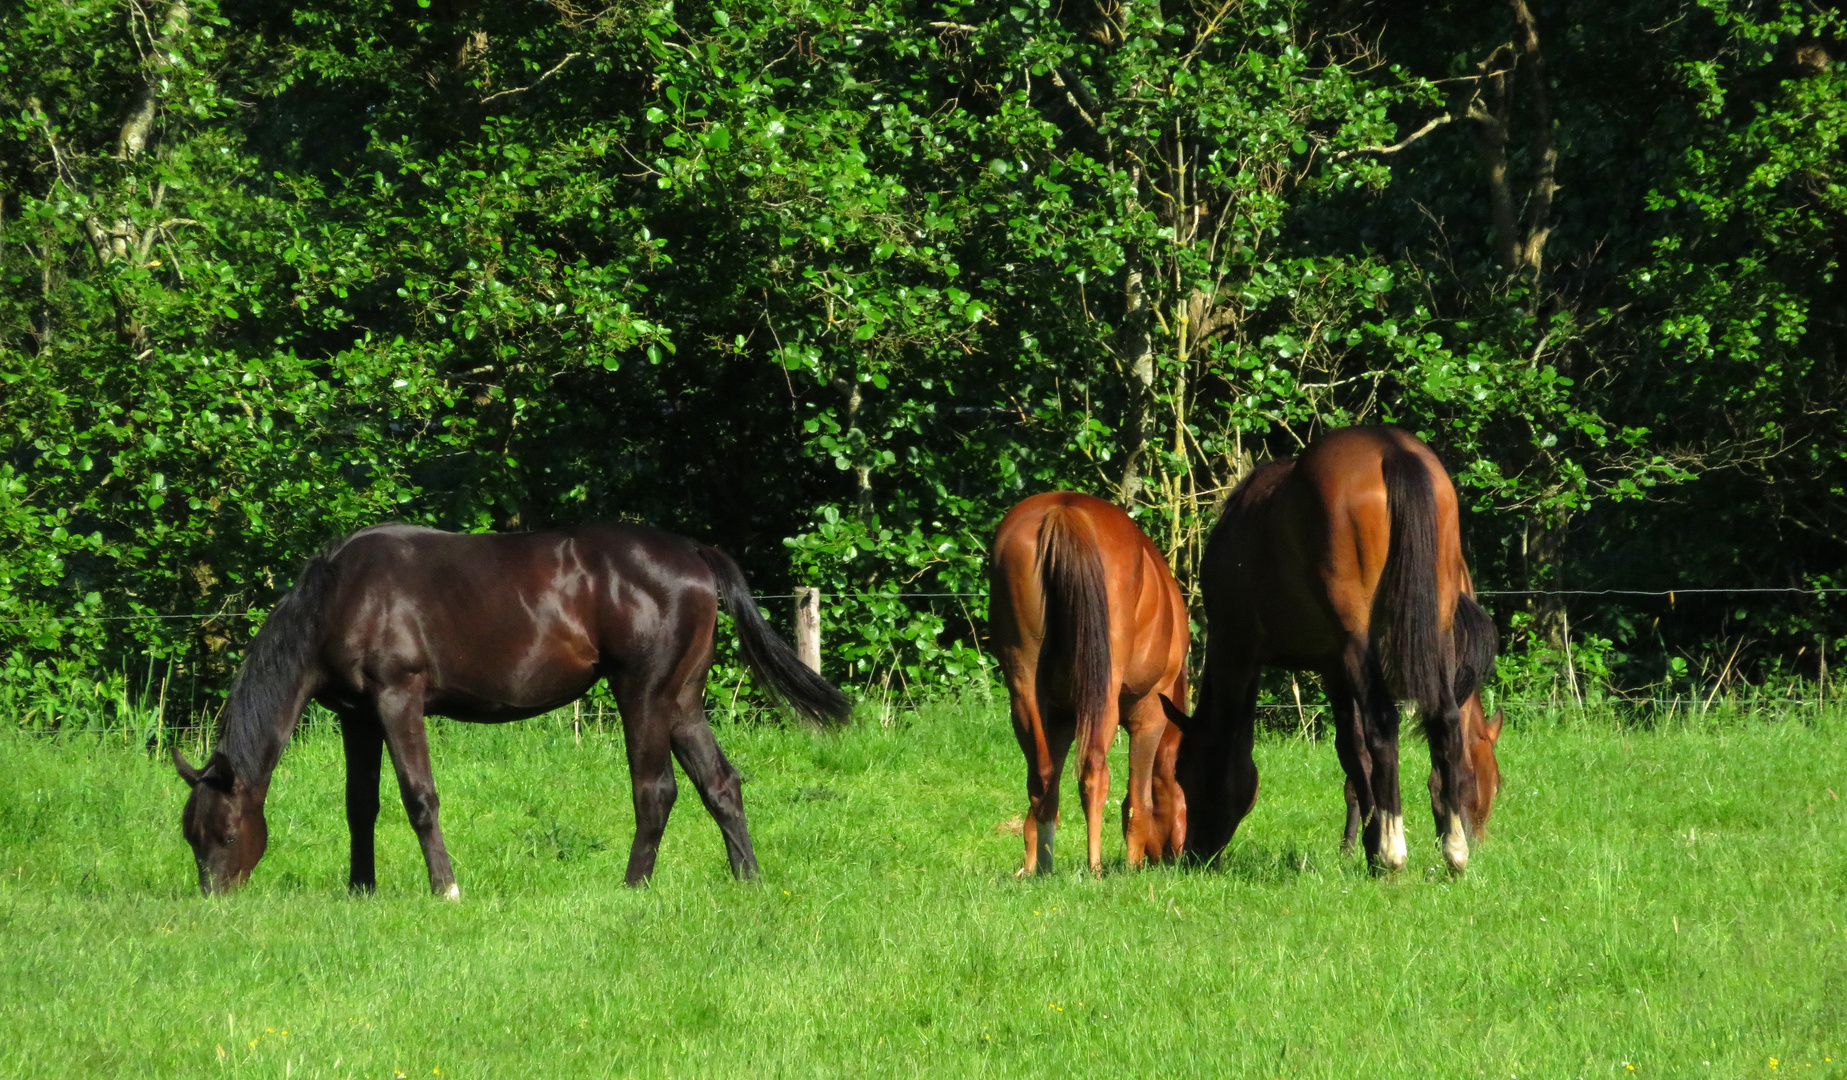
top-left (216, 669), bottom-right (317, 795)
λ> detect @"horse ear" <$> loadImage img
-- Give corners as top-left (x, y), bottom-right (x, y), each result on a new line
top-left (1485, 708), bottom-right (1504, 742)
top-left (1158, 694), bottom-right (1190, 732)
top-left (172, 746), bottom-right (203, 788)
top-left (199, 754), bottom-right (238, 793)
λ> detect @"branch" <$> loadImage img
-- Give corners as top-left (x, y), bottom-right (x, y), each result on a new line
top-left (1331, 113), bottom-right (1458, 159)
top-left (481, 52), bottom-right (582, 103)
top-left (1047, 66), bottom-right (1098, 129)
top-left (1178, 0), bottom-right (1240, 71)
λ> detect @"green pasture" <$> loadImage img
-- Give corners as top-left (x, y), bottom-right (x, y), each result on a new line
top-left (1, 700), bottom-right (1843, 1079)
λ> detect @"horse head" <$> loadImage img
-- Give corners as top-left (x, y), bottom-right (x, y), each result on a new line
top-left (1430, 696), bottom-right (1502, 841)
top-left (174, 748), bottom-right (268, 895)
top-left (1464, 703), bottom-right (1503, 838)
top-left (1160, 693), bottom-right (1251, 862)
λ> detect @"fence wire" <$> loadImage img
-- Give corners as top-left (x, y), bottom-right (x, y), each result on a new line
top-left (3, 584), bottom-right (1842, 626)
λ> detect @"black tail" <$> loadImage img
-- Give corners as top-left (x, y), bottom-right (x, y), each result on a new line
top-left (1038, 505), bottom-right (1112, 746)
top-left (1451, 593), bottom-right (1498, 703)
top-left (216, 550), bottom-right (340, 779)
top-left (1373, 450), bottom-right (1450, 714)
top-left (698, 547), bottom-right (852, 726)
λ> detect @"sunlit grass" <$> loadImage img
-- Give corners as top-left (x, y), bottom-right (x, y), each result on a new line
top-left (1, 701), bottom-right (1843, 1078)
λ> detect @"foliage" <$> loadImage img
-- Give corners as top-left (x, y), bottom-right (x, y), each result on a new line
top-left (2, 0), bottom-right (1843, 717)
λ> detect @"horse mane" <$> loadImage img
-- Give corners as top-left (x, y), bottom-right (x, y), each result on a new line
top-left (214, 537), bottom-right (347, 781)
top-left (1451, 593), bottom-right (1498, 702)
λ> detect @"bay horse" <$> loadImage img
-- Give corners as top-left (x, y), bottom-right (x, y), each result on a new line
top-left (173, 522), bottom-right (850, 896)
top-left (988, 492), bottom-right (1188, 876)
top-left (1171, 426), bottom-right (1497, 873)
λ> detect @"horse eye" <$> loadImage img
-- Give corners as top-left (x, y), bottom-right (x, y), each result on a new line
top-left (220, 831), bottom-right (239, 847)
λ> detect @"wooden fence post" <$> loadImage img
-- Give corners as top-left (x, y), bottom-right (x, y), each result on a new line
top-left (794, 587), bottom-right (821, 674)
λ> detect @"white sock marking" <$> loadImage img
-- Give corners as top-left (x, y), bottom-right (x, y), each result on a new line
top-left (1379, 812), bottom-right (1408, 871)
top-left (1443, 812), bottom-right (1469, 872)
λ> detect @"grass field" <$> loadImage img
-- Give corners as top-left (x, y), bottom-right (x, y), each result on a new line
top-left (2, 699), bottom-right (1844, 1079)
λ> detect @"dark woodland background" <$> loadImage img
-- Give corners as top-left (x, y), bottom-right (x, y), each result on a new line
top-left (2, 0), bottom-right (1842, 720)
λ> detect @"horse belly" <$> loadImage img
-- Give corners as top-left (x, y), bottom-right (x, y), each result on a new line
top-left (426, 671), bottom-right (600, 723)
top-left (424, 634), bottom-right (601, 721)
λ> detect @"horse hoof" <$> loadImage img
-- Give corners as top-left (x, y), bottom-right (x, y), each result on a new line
top-left (443, 883), bottom-right (461, 900)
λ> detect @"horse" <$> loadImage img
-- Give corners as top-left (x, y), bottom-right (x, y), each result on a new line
top-left (173, 522), bottom-right (851, 896)
top-left (1169, 425), bottom-right (1498, 873)
top-left (988, 492), bottom-right (1189, 876)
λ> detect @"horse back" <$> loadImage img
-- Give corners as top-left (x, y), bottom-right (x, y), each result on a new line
top-left (315, 523), bottom-right (718, 720)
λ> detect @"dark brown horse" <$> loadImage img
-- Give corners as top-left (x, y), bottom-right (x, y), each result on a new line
top-left (989, 492), bottom-right (1188, 876)
top-left (174, 522), bottom-right (850, 896)
top-left (1172, 426), bottom-right (1498, 873)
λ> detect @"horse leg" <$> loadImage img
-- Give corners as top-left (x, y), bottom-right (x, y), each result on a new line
top-left (611, 676), bottom-right (679, 887)
top-left (1009, 676), bottom-right (1071, 876)
top-left (1326, 661), bottom-right (1375, 859)
top-left (376, 679), bottom-right (458, 897)
top-left (1422, 680), bottom-right (1471, 873)
top-left (1148, 720), bottom-right (1186, 862)
top-left (1341, 776), bottom-right (1361, 855)
top-left (339, 711), bottom-right (385, 894)
top-left (669, 708), bottom-right (758, 881)
top-left (1359, 659), bottom-right (1407, 874)
top-left (1121, 692), bottom-right (1168, 868)
top-left (1078, 692), bottom-right (1123, 877)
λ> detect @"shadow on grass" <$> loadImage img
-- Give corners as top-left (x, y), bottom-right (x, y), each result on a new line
top-left (1001, 842), bottom-right (1371, 885)
top-left (1191, 842), bottom-right (1371, 884)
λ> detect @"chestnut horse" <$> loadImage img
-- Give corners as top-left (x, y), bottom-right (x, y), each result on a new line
top-left (989, 492), bottom-right (1188, 876)
top-left (1173, 426), bottom-right (1497, 873)
top-left (174, 522), bottom-right (850, 896)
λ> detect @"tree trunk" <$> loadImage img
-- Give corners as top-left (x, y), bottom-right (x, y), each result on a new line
top-left (1523, 513), bottom-right (1570, 650)
top-left (1117, 261), bottom-right (1155, 505)
top-left (116, 1), bottom-right (191, 160)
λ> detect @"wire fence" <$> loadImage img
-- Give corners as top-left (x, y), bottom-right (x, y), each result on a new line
top-left (3, 584), bottom-right (1843, 626)
top-left (18, 694), bottom-right (1840, 741)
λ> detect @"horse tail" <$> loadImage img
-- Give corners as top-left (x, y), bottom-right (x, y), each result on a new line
top-left (697, 546), bottom-right (852, 726)
top-left (1038, 504), bottom-right (1112, 751)
top-left (1451, 593), bottom-right (1498, 702)
top-left (1374, 450), bottom-right (1450, 715)
top-left (215, 549), bottom-right (340, 778)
